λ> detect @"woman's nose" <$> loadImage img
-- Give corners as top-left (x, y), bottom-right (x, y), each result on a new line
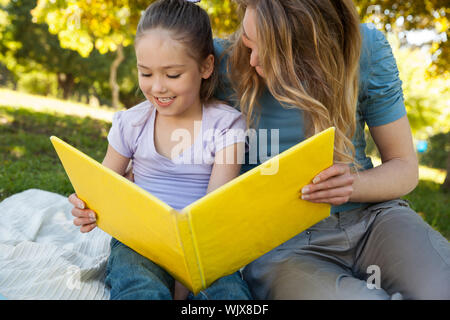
top-left (249, 50), bottom-right (259, 68)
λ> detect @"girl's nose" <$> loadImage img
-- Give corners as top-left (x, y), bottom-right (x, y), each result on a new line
top-left (152, 78), bottom-right (167, 93)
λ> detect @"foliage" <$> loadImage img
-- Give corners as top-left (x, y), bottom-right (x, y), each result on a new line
top-left (16, 70), bottom-right (58, 96)
top-left (30, 0), bottom-right (240, 57)
top-left (0, 0), bottom-right (143, 106)
top-left (418, 132), bottom-right (450, 170)
top-left (403, 179), bottom-right (449, 239)
top-left (200, 0), bottom-right (240, 38)
top-left (31, 0), bottom-right (150, 57)
top-left (356, 0), bottom-right (449, 76)
top-left (0, 0), bottom-right (108, 97)
top-left (390, 35), bottom-right (450, 138)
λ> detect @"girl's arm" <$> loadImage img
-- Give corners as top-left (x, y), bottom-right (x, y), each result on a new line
top-left (207, 142), bottom-right (246, 194)
top-left (70, 144), bottom-right (131, 232)
top-left (101, 144), bottom-right (132, 176)
top-left (301, 115), bottom-right (418, 204)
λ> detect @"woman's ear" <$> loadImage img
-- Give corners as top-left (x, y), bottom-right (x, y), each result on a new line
top-left (200, 54), bottom-right (215, 80)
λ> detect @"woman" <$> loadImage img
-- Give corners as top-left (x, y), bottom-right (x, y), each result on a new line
top-left (215, 0), bottom-right (450, 299)
top-left (71, 0), bottom-right (450, 299)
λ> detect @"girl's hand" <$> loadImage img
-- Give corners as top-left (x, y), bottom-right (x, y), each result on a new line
top-left (69, 193), bottom-right (97, 233)
top-left (68, 160), bottom-right (134, 234)
top-left (300, 163), bottom-right (354, 206)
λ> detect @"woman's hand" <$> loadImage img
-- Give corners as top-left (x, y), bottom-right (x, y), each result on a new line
top-left (300, 163), bottom-right (354, 206)
top-left (69, 194), bottom-right (98, 233)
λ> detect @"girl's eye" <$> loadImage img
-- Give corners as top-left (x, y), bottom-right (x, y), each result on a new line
top-left (140, 73), bottom-right (152, 77)
top-left (167, 74), bottom-right (181, 79)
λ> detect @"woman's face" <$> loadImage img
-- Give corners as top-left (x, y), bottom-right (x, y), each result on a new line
top-left (242, 8), bottom-right (264, 78)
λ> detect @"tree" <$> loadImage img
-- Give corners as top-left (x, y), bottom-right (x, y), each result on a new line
top-left (355, 0), bottom-right (449, 76)
top-left (199, 0), bottom-right (240, 38)
top-left (31, 0), bottom-right (151, 109)
top-left (0, 0), bottom-right (123, 101)
top-left (30, 0), bottom-right (243, 108)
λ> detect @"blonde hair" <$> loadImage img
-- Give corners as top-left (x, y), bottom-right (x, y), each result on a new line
top-left (228, 0), bottom-right (362, 164)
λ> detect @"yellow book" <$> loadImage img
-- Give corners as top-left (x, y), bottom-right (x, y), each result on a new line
top-left (50, 127), bottom-right (334, 294)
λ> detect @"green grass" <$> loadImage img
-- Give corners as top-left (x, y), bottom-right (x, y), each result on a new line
top-left (0, 104), bottom-right (449, 240)
top-left (0, 105), bottom-right (110, 200)
top-left (403, 180), bottom-right (449, 239)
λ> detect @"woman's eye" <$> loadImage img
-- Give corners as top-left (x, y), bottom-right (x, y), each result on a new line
top-left (140, 73), bottom-right (152, 77)
top-left (167, 74), bottom-right (181, 79)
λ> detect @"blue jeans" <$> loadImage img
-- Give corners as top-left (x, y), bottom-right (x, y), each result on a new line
top-left (105, 238), bottom-right (252, 300)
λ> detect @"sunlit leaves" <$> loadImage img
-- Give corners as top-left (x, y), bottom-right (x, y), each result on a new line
top-left (390, 35), bottom-right (450, 137)
top-left (356, 0), bottom-right (449, 75)
top-left (199, 0), bottom-right (239, 37)
top-left (31, 0), bottom-right (147, 57)
top-left (30, 0), bottom-right (242, 57)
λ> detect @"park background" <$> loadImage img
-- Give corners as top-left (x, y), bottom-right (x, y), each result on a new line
top-left (0, 0), bottom-right (448, 239)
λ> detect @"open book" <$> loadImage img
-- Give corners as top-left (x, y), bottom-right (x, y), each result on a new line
top-left (50, 127), bottom-right (334, 294)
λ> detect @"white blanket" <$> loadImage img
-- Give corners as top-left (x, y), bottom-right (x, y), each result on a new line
top-left (0, 189), bottom-right (111, 299)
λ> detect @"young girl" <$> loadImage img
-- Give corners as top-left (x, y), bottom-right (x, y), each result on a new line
top-left (69, 0), bottom-right (251, 300)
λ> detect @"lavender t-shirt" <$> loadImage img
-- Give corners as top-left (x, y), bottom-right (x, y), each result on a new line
top-left (107, 100), bottom-right (246, 211)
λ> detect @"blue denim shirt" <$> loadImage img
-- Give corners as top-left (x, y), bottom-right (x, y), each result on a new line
top-left (213, 23), bottom-right (407, 213)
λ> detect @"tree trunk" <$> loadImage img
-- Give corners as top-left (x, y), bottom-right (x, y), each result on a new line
top-left (57, 73), bottom-right (75, 100)
top-left (443, 151), bottom-right (450, 191)
top-left (109, 44), bottom-right (124, 109)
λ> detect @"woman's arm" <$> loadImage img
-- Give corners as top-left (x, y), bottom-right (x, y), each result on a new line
top-left (350, 115), bottom-right (418, 202)
top-left (301, 115), bottom-right (418, 204)
top-left (70, 144), bottom-right (131, 232)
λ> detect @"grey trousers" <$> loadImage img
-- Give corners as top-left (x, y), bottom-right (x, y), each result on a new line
top-left (242, 199), bottom-right (450, 300)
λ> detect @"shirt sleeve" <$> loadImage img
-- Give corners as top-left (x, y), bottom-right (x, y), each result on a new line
top-left (361, 28), bottom-right (407, 127)
top-left (214, 111), bottom-right (247, 155)
top-left (107, 111), bottom-right (133, 158)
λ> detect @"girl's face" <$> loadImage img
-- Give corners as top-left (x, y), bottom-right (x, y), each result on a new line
top-left (135, 29), bottom-right (214, 118)
top-left (242, 8), bottom-right (264, 78)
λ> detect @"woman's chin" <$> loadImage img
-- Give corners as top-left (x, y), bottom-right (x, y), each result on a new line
top-left (255, 67), bottom-right (264, 78)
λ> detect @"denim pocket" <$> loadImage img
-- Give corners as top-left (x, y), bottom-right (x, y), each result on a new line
top-left (110, 237), bottom-right (122, 249)
top-left (367, 199), bottom-right (406, 215)
top-left (307, 227), bottom-right (351, 252)
top-left (106, 238), bottom-right (121, 276)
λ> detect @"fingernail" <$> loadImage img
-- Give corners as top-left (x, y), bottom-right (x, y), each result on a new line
top-left (89, 213), bottom-right (96, 222)
top-left (79, 202), bottom-right (85, 209)
top-left (302, 186), bottom-right (309, 193)
top-left (302, 194), bottom-right (309, 200)
top-left (312, 177), bottom-right (320, 184)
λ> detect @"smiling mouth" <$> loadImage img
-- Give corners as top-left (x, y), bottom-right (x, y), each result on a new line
top-left (155, 96), bottom-right (176, 103)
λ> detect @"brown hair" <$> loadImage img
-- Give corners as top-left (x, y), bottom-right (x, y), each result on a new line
top-left (228, 0), bottom-right (362, 164)
top-left (135, 0), bottom-right (218, 102)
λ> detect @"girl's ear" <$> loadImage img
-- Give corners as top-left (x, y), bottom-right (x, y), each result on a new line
top-left (200, 54), bottom-right (215, 80)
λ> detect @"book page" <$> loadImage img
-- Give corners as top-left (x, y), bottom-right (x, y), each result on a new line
top-left (50, 136), bottom-right (190, 285)
top-left (184, 128), bottom-right (335, 289)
